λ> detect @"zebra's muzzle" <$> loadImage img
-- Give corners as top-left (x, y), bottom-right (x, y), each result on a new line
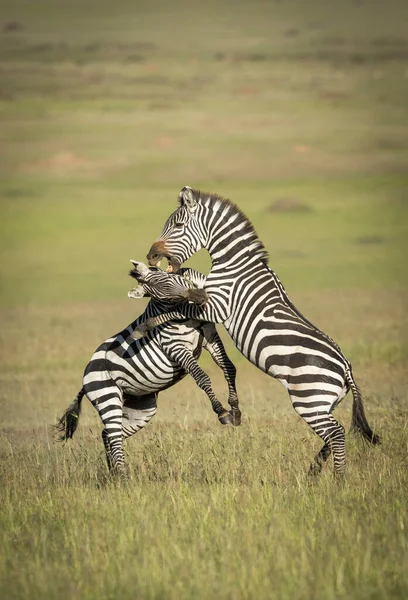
top-left (147, 244), bottom-right (181, 273)
top-left (128, 286), bottom-right (146, 299)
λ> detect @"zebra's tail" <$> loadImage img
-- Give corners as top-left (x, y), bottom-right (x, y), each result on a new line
top-left (55, 388), bottom-right (85, 441)
top-left (346, 369), bottom-right (380, 445)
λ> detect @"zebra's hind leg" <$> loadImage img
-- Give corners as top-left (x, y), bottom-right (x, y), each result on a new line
top-left (84, 383), bottom-right (127, 480)
top-left (309, 414), bottom-right (345, 478)
top-left (308, 443), bottom-right (331, 477)
top-left (102, 428), bottom-right (114, 471)
top-left (291, 395), bottom-right (346, 478)
top-left (99, 393), bottom-right (157, 477)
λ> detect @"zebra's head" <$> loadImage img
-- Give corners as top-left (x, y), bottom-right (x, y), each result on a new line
top-left (128, 261), bottom-right (208, 305)
top-left (146, 186), bottom-right (205, 272)
top-left (146, 186), bottom-right (269, 272)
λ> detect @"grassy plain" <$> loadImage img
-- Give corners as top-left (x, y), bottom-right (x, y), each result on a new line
top-left (0, 1), bottom-right (408, 598)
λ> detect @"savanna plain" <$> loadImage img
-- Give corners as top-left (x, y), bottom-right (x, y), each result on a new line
top-left (0, 1), bottom-right (407, 598)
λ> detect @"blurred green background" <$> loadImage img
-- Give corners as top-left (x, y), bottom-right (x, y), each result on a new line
top-left (1, 0), bottom-right (407, 414)
top-left (1, 2), bottom-right (408, 599)
top-left (1, 0), bottom-right (407, 302)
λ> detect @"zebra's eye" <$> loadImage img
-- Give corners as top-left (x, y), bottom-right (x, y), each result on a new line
top-left (174, 222), bottom-right (184, 229)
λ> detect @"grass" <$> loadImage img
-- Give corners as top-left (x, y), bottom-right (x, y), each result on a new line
top-left (1, 422), bottom-right (407, 600)
top-left (0, 0), bottom-right (408, 598)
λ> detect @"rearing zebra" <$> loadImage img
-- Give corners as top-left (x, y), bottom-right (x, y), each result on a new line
top-left (57, 261), bottom-right (241, 477)
top-left (133, 186), bottom-right (380, 477)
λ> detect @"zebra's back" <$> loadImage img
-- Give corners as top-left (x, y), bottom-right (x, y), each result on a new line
top-left (83, 322), bottom-right (201, 397)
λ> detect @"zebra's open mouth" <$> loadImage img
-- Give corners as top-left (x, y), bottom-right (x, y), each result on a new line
top-left (151, 255), bottom-right (181, 273)
top-left (147, 241), bottom-right (182, 273)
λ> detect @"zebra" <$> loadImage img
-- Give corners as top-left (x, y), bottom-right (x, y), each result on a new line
top-left (56, 260), bottom-right (241, 478)
top-left (133, 186), bottom-right (380, 478)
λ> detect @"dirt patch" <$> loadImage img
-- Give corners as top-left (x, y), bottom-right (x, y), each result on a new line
top-left (236, 85), bottom-right (257, 96)
top-left (293, 145), bottom-right (311, 153)
top-left (155, 137), bottom-right (174, 149)
top-left (266, 198), bottom-right (312, 213)
top-left (320, 90), bottom-right (351, 102)
top-left (24, 152), bottom-right (93, 173)
top-left (44, 152), bottom-right (90, 168)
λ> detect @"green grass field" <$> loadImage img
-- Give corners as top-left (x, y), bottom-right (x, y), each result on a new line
top-left (1, 1), bottom-right (408, 598)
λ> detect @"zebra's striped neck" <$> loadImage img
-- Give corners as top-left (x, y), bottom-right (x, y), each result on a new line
top-left (193, 193), bottom-right (268, 268)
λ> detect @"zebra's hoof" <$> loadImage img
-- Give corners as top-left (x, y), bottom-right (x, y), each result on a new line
top-left (307, 466), bottom-right (322, 482)
top-left (334, 471), bottom-right (346, 485)
top-left (230, 409), bottom-right (242, 426)
top-left (218, 412), bottom-right (233, 425)
top-left (110, 469), bottom-right (130, 485)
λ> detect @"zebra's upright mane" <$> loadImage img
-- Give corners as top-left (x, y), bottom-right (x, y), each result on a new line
top-left (179, 189), bottom-right (269, 265)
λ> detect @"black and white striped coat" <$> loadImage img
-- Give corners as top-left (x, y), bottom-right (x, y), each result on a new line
top-left (134, 186), bottom-right (380, 477)
top-left (57, 265), bottom-right (240, 476)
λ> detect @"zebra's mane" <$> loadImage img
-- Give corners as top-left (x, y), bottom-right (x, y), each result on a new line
top-left (179, 189), bottom-right (269, 265)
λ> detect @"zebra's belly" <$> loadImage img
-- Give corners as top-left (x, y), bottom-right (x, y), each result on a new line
top-left (106, 349), bottom-right (183, 396)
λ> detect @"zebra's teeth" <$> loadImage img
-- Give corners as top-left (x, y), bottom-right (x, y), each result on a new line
top-left (166, 264), bottom-right (173, 273)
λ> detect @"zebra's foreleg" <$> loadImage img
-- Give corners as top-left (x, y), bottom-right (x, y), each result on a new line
top-left (167, 344), bottom-right (233, 425)
top-left (202, 326), bottom-right (241, 426)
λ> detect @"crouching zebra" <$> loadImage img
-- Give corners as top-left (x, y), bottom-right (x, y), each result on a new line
top-left (57, 261), bottom-right (241, 478)
top-left (133, 186), bottom-right (380, 478)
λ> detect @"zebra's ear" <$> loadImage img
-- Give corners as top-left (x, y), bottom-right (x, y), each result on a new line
top-left (179, 186), bottom-right (197, 212)
top-left (130, 260), bottom-right (150, 276)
